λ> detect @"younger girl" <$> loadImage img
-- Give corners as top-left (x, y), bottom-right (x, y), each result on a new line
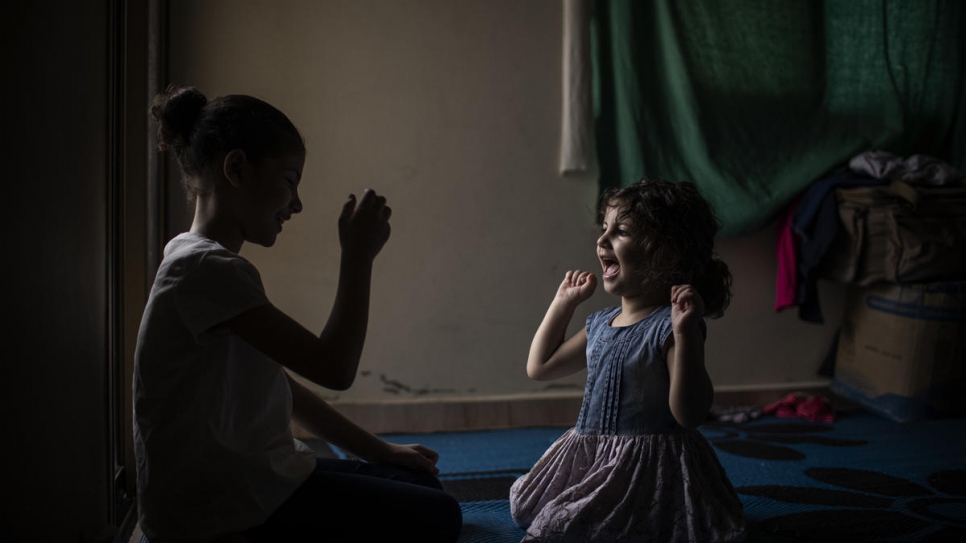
top-left (510, 179), bottom-right (746, 542)
top-left (134, 86), bottom-right (461, 542)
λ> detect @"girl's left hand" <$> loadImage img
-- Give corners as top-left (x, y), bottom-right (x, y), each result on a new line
top-left (377, 442), bottom-right (441, 475)
top-left (671, 284), bottom-right (704, 334)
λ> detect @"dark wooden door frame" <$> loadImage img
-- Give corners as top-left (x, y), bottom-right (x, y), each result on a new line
top-left (109, 0), bottom-right (168, 537)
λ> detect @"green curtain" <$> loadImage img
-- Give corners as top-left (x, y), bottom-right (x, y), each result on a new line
top-left (592, 0), bottom-right (966, 236)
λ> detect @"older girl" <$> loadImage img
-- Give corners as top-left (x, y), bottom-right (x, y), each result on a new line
top-left (134, 86), bottom-right (461, 543)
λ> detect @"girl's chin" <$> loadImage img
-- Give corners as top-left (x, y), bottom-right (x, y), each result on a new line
top-left (249, 234), bottom-right (278, 248)
top-left (602, 278), bottom-right (647, 298)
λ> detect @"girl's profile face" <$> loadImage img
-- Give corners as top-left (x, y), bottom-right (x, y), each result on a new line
top-left (597, 204), bottom-right (648, 298)
top-left (238, 149), bottom-right (306, 248)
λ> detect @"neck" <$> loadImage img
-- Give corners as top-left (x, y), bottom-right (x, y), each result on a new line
top-left (190, 197), bottom-right (244, 253)
top-left (615, 293), bottom-right (664, 326)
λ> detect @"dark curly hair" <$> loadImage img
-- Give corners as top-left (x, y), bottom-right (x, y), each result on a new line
top-left (598, 178), bottom-right (732, 318)
top-left (150, 85), bottom-right (304, 202)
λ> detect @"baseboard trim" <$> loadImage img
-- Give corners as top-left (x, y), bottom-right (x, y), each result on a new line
top-left (298, 381), bottom-right (838, 435)
top-left (299, 393), bottom-right (583, 436)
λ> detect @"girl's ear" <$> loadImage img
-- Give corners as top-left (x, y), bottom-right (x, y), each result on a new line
top-left (223, 149), bottom-right (248, 188)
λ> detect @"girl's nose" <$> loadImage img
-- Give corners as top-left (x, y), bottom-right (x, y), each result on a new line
top-left (597, 231), bottom-right (610, 248)
top-left (290, 192), bottom-right (303, 214)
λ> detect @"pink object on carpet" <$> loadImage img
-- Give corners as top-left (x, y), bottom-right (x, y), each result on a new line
top-left (764, 392), bottom-right (835, 423)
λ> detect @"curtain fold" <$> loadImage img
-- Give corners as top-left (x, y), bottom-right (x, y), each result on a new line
top-left (560, 0), bottom-right (596, 175)
top-left (591, 0), bottom-right (966, 236)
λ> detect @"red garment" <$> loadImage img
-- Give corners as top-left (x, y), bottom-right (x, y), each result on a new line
top-left (764, 392), bottom-right (835, 423)
top-left (774, 199), bottom-right (800, 312)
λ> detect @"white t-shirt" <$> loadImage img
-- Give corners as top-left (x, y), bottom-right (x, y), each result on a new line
top-left (133, 232), bottom-right (316, 542)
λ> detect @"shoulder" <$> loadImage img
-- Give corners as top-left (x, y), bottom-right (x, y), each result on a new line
top-left (164, 232), bottom-right (240, 264)
top-left (157, 233), bottom-right (265, 303)
top-left (650, 305), bottom-right (675, 343)
top-left (586, 305), bottom-right (621, 330)
top-left (652, 304), bottom-right (673, 321)
top-left (152, 234), bottom-right (269, 336)
top-left (658, 306), bottom-right (708, 353)
top-left (163, 233), bottom-right (261, 282)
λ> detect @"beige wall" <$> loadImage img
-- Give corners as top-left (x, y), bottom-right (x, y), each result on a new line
top-left (167, 0), bottom-right (841, 410)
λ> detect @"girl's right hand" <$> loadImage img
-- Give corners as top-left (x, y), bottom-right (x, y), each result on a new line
top-left (338, 189), bottom-right (392, 261)
top-left (555, 270), bottom-right (597, 307)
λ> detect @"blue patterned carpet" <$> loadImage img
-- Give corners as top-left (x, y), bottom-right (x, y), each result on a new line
top-left (380, 410), bottom-right (966, 543)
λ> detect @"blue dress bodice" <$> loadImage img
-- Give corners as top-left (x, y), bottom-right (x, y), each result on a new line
top-left (575, 305), bottom-right (703, 435)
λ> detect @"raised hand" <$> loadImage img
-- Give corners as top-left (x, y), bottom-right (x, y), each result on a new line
top-left (339, 188), bottom-right (392, 261)
top-left (555, 270), bottom-right (597, 307)
top-left (670, 284), bottom-right (704, 334)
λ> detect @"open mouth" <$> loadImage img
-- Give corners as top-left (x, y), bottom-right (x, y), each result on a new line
top-left (600, 257), bottom-right (620, 279)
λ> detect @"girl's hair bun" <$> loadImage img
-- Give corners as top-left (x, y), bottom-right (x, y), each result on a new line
top-left (151, 85), bottom-right (207, 151)
top-left (150, 85), bottom-right (304, 203)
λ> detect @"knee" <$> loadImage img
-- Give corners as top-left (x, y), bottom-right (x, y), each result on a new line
top-left (436, 493), bottom-right (463, 543)
top-left (213, 534), bottom-right (255, 543)
top-left (403, 467), bottom-right (446, 491)
top-left (420, 472), bottom-right (445, 491)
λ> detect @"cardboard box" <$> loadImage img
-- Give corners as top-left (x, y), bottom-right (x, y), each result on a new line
top-left (831, 281), bottom-right (966, 422)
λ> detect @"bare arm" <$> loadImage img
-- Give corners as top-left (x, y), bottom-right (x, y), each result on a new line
top-left (526, 270), bottom-right (595, 381)
top-left (229, 189), bottom-right (391, 391)
top-left (288, 374), bottom-right (440, 474)
top-left (666, 285), bottom-right (714, 429)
